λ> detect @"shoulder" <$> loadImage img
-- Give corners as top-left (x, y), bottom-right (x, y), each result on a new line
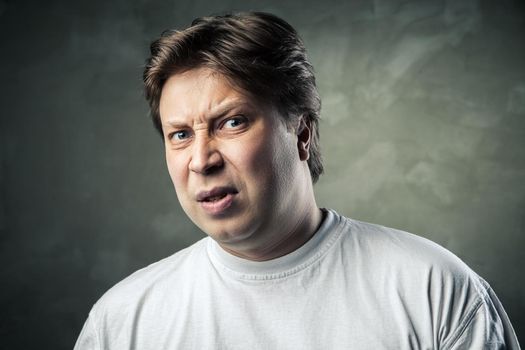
top-left (75, 238), bottom-right (212, 349)
top-left (331, 210), bottom-right (489, 314)
top-left (330, 211), bottom-right (520, 346)
top-left (90, 237), bottom-right (210, 317)
top-left (334, 211), bottom-right (476, 281)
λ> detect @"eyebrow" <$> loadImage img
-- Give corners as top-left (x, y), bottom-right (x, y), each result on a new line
top-left (162, 100), bottom-right (252, 129)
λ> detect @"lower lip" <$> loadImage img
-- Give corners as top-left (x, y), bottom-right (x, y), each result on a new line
top-left (199, 193), bottom-right (236, 215)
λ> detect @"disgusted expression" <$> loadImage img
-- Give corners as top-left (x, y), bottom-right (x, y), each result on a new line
top-left (159, 68), bottom-right (306, 251)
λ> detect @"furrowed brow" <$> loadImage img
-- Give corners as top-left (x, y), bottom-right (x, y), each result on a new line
top-left (162, 100), bottom-right (252, 129)
top-left (207, 100), bottom-right (251, 120)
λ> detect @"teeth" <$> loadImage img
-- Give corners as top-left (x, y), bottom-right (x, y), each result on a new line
top-left (206, 194), bottom-right (227, 202)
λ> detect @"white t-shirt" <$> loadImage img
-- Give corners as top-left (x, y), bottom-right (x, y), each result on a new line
top-left (74, 209), bottom-right (520, 349)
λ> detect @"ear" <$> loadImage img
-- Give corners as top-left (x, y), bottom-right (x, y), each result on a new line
top-left (296, 115), bottom-right (311, 161)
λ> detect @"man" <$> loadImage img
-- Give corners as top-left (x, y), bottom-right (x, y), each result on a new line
top-left (75, 12), bottom-right (520, 349)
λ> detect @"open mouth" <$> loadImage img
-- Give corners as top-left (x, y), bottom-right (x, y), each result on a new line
top-left (203, 193), bottom-right (228, 202)
top-left (197, 187), bottom-right (238, 215)
top-left (197, 186), bottom-right (237, 202)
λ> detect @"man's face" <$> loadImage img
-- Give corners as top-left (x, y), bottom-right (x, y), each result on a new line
top-left (159, 68), bottom-right (308, 251)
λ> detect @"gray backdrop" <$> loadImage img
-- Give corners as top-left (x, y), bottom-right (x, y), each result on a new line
top-left (1, 0), bottom-right (524, 348)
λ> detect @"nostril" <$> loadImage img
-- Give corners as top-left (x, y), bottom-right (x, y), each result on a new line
top-left (201, 160), bottom-right (223, 175)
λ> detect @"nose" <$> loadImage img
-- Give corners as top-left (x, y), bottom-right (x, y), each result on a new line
top-left (188, 134), bottom-right (223, 175)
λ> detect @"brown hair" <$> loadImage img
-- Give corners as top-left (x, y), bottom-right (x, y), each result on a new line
top-left (143, 12), bottom-right (323, 183)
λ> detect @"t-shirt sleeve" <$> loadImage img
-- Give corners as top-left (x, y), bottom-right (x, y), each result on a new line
top-left (446, 281), bottom-right (521, 350)
top-left (73, 312), bottom-right (101, 350)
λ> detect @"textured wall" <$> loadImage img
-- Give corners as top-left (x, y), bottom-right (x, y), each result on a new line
top-left (0, 0), bottom-right (523, 348)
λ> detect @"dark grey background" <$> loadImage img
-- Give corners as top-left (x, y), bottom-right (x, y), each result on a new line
top-left (1, 0), bottom-right (524, 349)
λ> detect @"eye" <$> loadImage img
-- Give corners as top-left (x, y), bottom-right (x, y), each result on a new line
top-left (169, 130), bottom-right (192, 141)
top-left (222, 116), bottom-right (247, 129)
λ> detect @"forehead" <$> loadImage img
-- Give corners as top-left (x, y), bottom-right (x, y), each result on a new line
top-left (159, 68), bottom-right (257, 122)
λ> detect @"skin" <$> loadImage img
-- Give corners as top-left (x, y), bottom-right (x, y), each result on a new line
top-left (159, 67), bottom-right (322, 261)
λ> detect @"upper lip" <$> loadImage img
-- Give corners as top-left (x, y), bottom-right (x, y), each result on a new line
top-left (196, 186), bottom-right (238, 202)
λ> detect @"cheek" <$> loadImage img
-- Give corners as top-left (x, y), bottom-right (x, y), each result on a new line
top-left (228, 136), bottom-right (272, 176)
top-left (165, 151), bottom-right (188, 190)
top-left (231, 136), bottom-right (287, 200)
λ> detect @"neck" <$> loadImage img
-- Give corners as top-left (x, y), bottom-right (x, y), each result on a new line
top-left (220, 200), bottom-right (324, 262)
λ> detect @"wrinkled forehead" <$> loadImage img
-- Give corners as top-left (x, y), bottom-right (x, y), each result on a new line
top-left (159, 67), bottom-right (286, 126)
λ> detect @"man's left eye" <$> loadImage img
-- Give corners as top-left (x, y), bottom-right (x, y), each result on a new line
top-left (223, 117), bottom-right (246, 129)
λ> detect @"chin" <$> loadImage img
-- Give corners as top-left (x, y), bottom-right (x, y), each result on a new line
top-left (204, 219), bottom-right (256, 245)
